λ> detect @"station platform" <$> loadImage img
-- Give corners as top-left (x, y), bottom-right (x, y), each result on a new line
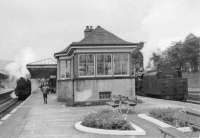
top-left (0, 90), bottom-right (199, 138)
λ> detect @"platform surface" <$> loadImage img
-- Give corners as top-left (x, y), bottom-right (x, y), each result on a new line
top-left (0, 90), bottom-right (200, 138)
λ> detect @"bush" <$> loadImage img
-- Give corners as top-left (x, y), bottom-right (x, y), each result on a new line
top-left (82, 109), bottom-right (133, 130)
top-left (149, 108), bottom-right (188, 127)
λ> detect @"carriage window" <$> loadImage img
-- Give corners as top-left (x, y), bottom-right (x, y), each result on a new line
top-left (113, 53), bottom-right (129, 75)
top-left (78, 54), bottom-right (94, 76)
top-left (59, 60), bottom-right (71, 79)
top-left (97, 54), bottom-right (112, 75)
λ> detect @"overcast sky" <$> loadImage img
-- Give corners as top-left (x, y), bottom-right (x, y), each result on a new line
top-left (0, 0), bottom-right (200, 66)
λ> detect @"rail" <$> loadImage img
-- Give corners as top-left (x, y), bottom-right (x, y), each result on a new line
top-left (0, 89), bottom-right (19, 119)
top-left (187, 90), bottom-right (200, 104)
top-left (0, 89), bottom-right (14, 101)
top-left (0, 89), bottom-right (14, 95)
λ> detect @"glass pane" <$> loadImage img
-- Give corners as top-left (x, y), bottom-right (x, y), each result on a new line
top-left (87, 54), bottom-right (94, 63)
top-left (121, 54), bottom-right (128, 75)
top-left (97, 64), bottom-right (104, 75)
top-left (105, 55), bottom-right (112, 75)
top-left (122, 63), bottom-right (128, 74)
top-left (97, 55), bottom-right (104, 75)
top-left (114, 54), bottom-right (128, 75)
top-left (87, 64), bottom-right (94, 75)
top-left (66, 60), bottom-right (71, 78)
top-left (60, 60), bottom-right (67, 78)
top-left (79, 55), bottom-right (86, 76)
top-left (97, 54), bottom-right (112, 75)
top-left (79, 55), bottom-right (86, 64)
top-left (105, 55), bottom-right (111, 62)
top-left (79, 54), bottom-right (94, 76)
top-left (114, 54), bottom-right (121, 75)
top-left (105, 62), bottom-right (112, 75)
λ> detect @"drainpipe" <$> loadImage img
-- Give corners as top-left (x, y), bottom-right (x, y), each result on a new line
top-left (72, 78), bottom-right (75, 106)
top-left (72, 55), bottom-right (75, 106)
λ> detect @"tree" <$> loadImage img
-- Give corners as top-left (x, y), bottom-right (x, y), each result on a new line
top-left (182, 35), bottom-right (199, 72)
top-left (150, 34), bottom-right (200, 72)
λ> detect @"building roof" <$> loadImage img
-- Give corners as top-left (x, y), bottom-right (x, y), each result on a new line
top-left (71, 26), bottom-right (136, 46)
top-left (26, 58), bottom-right (57, 78)
top-left (185, 33), bottom-right (197, 41)
top-left (27, 58), bottom-right (56, 66)
top-left (55, 26), bottom-right (141, 57)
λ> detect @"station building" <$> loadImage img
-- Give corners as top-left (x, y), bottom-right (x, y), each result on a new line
top-left (54, 26), bottom-right (143, 105)
top-left (26, 58), bottom-right (57, 92)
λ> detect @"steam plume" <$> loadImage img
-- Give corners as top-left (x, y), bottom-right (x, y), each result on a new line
top-left (4, 47), bottom-right (36, 88)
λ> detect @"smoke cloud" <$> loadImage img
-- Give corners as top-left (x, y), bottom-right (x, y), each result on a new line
top-left (4, 47), bottom-right (36, 88)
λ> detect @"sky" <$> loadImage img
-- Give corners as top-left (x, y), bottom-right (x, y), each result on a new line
top-left (1, 0), bottom-right (200, 67)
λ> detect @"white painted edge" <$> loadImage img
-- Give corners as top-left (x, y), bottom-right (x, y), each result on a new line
top-left (10, 108), bottom-right (17, 114)
top-left (0, 93), bottom-right (32, 122)
top-left (1, 114), bottom-right (11, 120)
top-left (138, 114), bottom-right (193, 133)
top-left (138, 114), bottom-right (172, 128)
top-left (177, 127), bottom-right (192, 132)
top-left (74, 121), bottom-right (146, 136)
top-left (14, 93), bottom-right (32, 110)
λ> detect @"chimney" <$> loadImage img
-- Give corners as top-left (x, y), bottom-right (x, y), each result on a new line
top-left (84, 25), bottom-right (93, 38)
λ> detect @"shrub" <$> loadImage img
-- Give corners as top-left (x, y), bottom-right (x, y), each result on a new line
top-left (108, 95), bottom-right (138, 119)
top-left (149, 108), bottom-right (188, 127)
top-left (82, 109), bottom-right (133, 130)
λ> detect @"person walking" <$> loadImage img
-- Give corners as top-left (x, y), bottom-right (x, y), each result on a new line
top-left (40, 81), bottom-right (49, 104)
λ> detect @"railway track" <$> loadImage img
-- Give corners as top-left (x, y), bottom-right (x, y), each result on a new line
top-left (187, 91), bottom-right (200, 104)
top-left (0, 98), bottom-right (20, 119)
top-left (0, 89), bottom-right (21, 119)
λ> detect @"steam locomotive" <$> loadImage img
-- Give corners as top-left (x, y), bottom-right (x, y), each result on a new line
top-left (136, 65), bottom-right (188, 101)
top-left (15, 77), bottom-right (31, 100)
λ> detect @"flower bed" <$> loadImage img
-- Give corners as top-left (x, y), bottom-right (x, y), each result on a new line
top-left (82, 109), bottom-right (133, 130)
top-left (149, 108), bottom-right (188, 127)
top-left (75, 109), bottom-right (146, 135)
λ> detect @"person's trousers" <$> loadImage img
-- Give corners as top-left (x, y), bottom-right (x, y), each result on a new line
top-left (43, 93), bottom-right (47, 104)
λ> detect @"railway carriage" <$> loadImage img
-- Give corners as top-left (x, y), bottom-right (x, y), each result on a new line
top-left (136, 66), bottom-right (188, 101)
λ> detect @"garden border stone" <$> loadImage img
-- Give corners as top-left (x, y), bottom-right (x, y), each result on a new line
top-left (138, 114), bottom-right (192, 133)
top-left (74, 121), bottom-right (146, 135)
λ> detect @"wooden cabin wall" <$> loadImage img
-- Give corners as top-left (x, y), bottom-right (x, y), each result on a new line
top-left (56, 51), bottom-right (137, 104)
top-left (74, 78), bottom-right (135, 102)
top-left (57, 80), bottom-right (73, 104)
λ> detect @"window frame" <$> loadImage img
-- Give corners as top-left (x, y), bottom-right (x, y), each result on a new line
top-left (65, 60), bottom-right (71, 78)
top-left (99, 91), bottom-right (112, 99)
top-left (59, 59), bottom-right (71, 80)
top-left (78, 54), bottom-right (95, 77)
top-left (113, 53), bottom-right (130, 76)
top-left (96, 53), bottom-right (113, 77)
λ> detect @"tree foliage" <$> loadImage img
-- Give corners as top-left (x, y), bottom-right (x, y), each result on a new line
top-left (150, 34), bottom-right (200, 72)
top-left (131, 49), bottom-right (143, 72)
